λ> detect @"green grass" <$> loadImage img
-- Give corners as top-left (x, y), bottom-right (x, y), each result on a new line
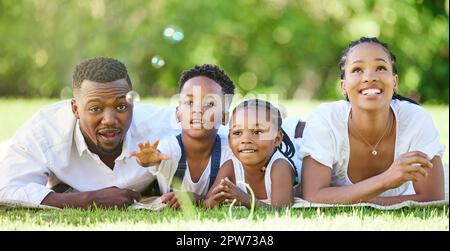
top-left (1, 98), bottom-right (448, 164)
top-left (0, 98), bottom-right (448, 231)
top-left (0, 206), bottom-right (448, 230)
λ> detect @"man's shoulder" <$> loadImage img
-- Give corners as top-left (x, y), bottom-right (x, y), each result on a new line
top-left (14, 100), bottom-right (76, 147)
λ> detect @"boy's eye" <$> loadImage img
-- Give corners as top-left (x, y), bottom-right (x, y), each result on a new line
top-left (89, 106), bottom-right (102, 113)
top-left (232, 130), bottom-right (242, 136)
top-left (253, 130), bottom-right (263, 135)
top-left (116, 104), bottom-right (128, 111)
top-left (351, 67), bottom-right (362, 73)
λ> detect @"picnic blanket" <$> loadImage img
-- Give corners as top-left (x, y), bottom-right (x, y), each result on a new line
top-left (1, 196), bottom-right (448, 211)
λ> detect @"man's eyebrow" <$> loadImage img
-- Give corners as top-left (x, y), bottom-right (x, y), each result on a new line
top-left (116, 95), bottom-right (126, 101)
top-left (85, 98), bottom-right (102, 104)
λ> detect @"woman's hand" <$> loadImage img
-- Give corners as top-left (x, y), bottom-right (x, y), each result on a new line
top-left (130, 139), bottom-right (170, 167)
top-left (381, 151), bottom-right (433, 190)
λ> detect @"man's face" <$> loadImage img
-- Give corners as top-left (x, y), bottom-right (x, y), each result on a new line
top-left (71, 79), bottom-right (132, 156)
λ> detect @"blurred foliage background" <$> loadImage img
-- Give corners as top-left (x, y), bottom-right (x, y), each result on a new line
top-left (0, 0), bottom-right (448, 103)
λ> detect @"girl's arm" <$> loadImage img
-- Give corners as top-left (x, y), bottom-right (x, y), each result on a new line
top-left (302, 151), bottom-right (434, 204)
top-left (369, 156), bottom-right (445, 205)
top-left (270, 159), bottom-right (295, 208)
top-left (203, 160), bottom-right (235, 209)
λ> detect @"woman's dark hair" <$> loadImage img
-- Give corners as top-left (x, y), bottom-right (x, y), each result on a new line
top-left (231, 99), bottom-right (298, 178)
top-left (338, 37), bottom-right (419, 105)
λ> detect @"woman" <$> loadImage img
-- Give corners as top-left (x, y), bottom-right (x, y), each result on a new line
top-left (299, 37), bottom-right (445, 205)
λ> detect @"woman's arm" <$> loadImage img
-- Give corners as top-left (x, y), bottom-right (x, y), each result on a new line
top-left (369, 156), bottom-right (445, 205)
top-left (302, 151), bottom-right (434, 204)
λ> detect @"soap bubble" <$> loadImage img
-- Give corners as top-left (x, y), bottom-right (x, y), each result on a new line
top-left (151, 55), bottom-right (165, 68)
top-left (163, 25), bottom-right (184, 43)
top-left (126, 91), bottom-right (141, 104)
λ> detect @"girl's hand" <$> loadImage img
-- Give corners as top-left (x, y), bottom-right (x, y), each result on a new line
top-left (221, 178), bottom-right (252, 208)
top-left (382, 151), bottom-right (433, 190)
top-left (130, 140), bottom-right (170, 167)
top-left (203, 182), bottom-right (230, 208)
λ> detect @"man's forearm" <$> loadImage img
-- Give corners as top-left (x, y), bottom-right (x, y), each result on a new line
top-left (41, 191), bottom-right (92, 209)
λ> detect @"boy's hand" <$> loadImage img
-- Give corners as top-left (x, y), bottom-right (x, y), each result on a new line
top-left (130, 140), bottom-right (170, 167)
top-left (161, 192), bottom-right (180, 209)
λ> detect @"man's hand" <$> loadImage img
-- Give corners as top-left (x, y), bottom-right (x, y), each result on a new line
top-left (130, 139), bottom-right (170, 167)
top-left (87, 186), bottom-right (142, 209)
top-left (41, 186), bottom-right (141, 209)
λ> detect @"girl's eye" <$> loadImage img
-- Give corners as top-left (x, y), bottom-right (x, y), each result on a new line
top-left (376, 66), bottom-right (387, 71)
top-left (184, 100), bottom-right (194, 106)
top-left (89, 106), bottom-right (102, 113)
top-left (351, 67), bottom-right (362, 73)
top-left (117, 104), bottom-right (128, 111)
top-left (205, 101), bottom-right (215, 107)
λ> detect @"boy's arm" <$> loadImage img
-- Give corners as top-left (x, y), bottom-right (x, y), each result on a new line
top-left (130, 139), bottom-right (170, 167)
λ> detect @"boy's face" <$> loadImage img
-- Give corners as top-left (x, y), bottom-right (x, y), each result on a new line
top-left (177, 76), bottom-right (226, 138)
top-left (228, 106), bottom-right (281, 168)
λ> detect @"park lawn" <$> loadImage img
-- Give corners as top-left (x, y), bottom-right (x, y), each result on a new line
top-left (0, 206), bottom-right (448, 230)
top-left (0, 98), bottom-right (448, 164)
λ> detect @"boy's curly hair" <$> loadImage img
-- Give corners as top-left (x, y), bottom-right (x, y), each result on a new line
top-left (178, 64), bottom-right (235, 94)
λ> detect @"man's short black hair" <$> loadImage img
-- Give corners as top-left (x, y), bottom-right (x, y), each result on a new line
top-left (178, 64), bottom-right (235, 94)
top-left (72, 57), bottom-right (132, 89)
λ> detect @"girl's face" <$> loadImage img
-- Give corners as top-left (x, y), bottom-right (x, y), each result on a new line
top-left (177, 76), bottom-right (225, 138)
top-left (229, 106), bottom-right (282, 168)
top-left (340, 43), bottom-right (398, 111)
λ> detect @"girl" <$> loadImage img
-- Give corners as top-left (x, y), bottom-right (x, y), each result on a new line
top-left (300, 37), bottom-right (445, 205)
top-left (204, 99), bottom-right (298, 209)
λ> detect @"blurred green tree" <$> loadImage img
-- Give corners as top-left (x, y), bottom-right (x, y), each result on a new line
top-left (0, 0), bottom-right (448, 103)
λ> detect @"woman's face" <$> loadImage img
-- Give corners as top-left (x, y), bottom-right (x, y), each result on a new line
top-left (341, 43), bottom-right (398, 112)
top-left (229, 106), bottom-right (281, 169)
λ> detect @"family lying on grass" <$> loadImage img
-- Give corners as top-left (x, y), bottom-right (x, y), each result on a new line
top-left (0, 37), bottom-right (445, 209)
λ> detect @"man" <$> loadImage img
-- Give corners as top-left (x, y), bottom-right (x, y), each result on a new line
top-left (0, 57), bottom-right (178, 209)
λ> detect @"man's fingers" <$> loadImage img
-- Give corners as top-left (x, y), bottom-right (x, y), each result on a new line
top-left (137, 143), bottom-right (144, 151)
top-left (130, 151), bottom-right (137, 157)
top-left (144, 140), bottom-right (150, 148)
top-left (128, 189), bottom-right (142, 202)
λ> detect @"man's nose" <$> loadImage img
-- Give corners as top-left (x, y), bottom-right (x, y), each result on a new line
top-left (101, 109), bottom-right (118, 126)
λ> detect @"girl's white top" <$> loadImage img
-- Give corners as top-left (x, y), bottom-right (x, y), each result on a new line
top-left (231, 150), bottom-right (295, 204)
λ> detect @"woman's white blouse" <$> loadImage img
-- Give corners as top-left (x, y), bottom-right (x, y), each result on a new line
top-left (299, 100), bottom-right (445, 197)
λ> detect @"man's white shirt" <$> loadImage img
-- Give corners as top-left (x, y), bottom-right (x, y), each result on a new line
top-left (0, 100), bottom-right (179, 205)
